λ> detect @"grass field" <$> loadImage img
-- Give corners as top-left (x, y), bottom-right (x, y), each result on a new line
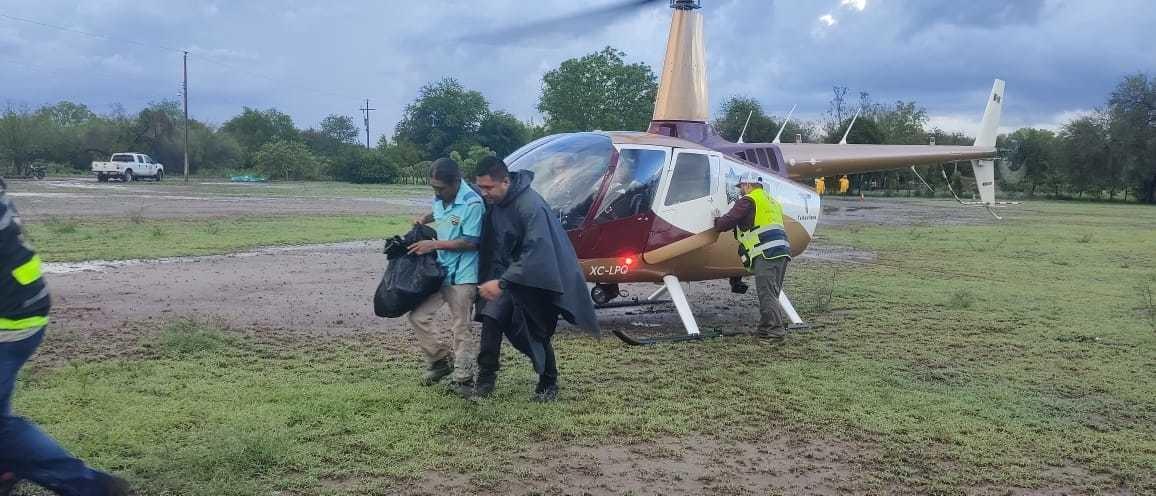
top-left (12, 200), bottom-right (1156, 495)
top-left (71, 179), bottom-right (428, 200)
top-left (25, 215), bottom-right (412, 262)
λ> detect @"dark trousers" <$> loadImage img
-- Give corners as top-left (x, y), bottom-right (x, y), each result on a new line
top-left (0, 328), bottom-right (116, 495)
top-left (753, 257), bottom-right (789, 332)
top-left (477, 316), bottom-right (557, 388)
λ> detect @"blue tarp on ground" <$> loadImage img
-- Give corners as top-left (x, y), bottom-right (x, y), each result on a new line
top-left (229, 175), bottom-right (267, 182)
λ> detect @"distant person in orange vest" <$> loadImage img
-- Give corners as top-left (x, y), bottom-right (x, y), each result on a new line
top-left (838, 175), bottom-right (850, 195)
top-left (814, 177), bottom-right (826, 195)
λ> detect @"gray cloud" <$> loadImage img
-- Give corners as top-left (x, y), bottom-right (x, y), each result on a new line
top-left (1, 0), bottom-right (1153, 142)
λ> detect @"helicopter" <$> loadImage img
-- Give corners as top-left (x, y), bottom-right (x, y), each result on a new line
top-left (491, 0), bottom-right (1006, 344)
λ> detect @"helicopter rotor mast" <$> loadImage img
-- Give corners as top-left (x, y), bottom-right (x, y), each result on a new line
top-left (652, 0), bottom-right (709, 123)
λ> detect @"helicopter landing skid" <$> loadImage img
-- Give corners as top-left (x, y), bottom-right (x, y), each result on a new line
top-left (608, 276), bottom-right (808, 346)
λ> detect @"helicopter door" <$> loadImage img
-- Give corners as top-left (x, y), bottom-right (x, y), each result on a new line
top-left (655, 150), bottom-right (719, 234)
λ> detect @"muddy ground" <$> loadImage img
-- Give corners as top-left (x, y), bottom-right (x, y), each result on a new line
top-left (13, 178), bottom-right (936, 340)
top-left (11, 178), bottom-right (1050, 495)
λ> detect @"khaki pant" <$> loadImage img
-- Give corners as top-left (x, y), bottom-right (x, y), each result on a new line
top-left (408, 284), bottom-right (479, 383)
top-left (753, 257), bottom-right (789, 335)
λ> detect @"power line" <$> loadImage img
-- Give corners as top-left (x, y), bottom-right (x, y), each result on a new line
top-left (188, 54), bottom-right (361, 102)
top-left (0, 13), bottom-right (186, 54)
top-left (0, 54), bottom-right (173, 104)
top-left (360, 99), bottom-right (376, 148)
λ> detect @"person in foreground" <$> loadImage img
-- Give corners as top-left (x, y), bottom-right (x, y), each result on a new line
top-left (0, 178), bottom-right (131, 496)
top-left (407, 158), bottom-right (485, 391)
top-left (468, 157), bottom-right (600, 402)
top-left (713, 172), bottom-right (792, 339)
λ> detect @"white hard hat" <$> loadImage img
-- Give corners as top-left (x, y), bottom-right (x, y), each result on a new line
top-left (737, 172), bottom-right (761, 185)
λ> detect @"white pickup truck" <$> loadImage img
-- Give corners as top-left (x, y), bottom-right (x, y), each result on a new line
top-left (92, 153), bottom-right (164, 182)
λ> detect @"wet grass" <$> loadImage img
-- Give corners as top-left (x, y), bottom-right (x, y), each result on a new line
top-left (12, 177), bottom-right (428, 200)
top-left (22, 214), bottom-right (411, 262)
top-left (42, 216), bottom-right (80, 235)
top-left (10, 200), bottom-right (1156, 494)
top-left (139, 180), bottom-right (429, 199)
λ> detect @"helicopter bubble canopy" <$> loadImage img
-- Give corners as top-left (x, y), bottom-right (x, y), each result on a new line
top-left (506, 133), bottom-right (616, 230)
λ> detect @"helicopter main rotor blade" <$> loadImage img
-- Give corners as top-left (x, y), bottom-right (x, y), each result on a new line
top-left (460, 0), bottom-right (665, 44)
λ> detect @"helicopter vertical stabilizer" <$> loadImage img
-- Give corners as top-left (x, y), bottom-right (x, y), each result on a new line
top-left (972, 79), bottom-right (1005, 205)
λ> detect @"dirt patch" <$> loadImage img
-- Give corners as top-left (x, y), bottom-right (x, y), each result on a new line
top-left (44, 240), bottom-right (403, 337)
top-left (40, 239), bottom-right (847, 349)
top-left (819, 196), bottom-right (1003, 227)
top-left (406, 433), bottom-right (886, 496)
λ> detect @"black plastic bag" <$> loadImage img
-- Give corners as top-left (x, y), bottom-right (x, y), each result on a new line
top-left (373, 224), bottom-right (445, 318)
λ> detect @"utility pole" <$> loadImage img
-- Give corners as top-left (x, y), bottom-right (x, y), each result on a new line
top-left (360, 99), bottom-right (376, 149)
top-left (183, 50), bottom-right (189, 182)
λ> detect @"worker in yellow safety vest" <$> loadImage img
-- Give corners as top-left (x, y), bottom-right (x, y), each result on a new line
top-left (838, 175), bottom-right (851, 195)
top-left (0, 179), bottom-right (131, 495)
top-left (713, 172), bottom-right (792, 339)
top-left (814, 177), bottom-right (826, 195)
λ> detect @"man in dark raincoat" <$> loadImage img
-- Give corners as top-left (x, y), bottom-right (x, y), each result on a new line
top-left (468, 156), bottom-right (599, 402)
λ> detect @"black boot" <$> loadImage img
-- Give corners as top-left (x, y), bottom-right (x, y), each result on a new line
top-left (456, 368), bottom-right (496, 401)
top-left (532, 380), bottom-right (558, 402)
top-left (421, 358), bottom-right (453, 386)
top-left (472, 380), bottom-right (496, 399)
top-left (729, 277), bottom-right (749, 294)
top-left (101, 474), bottom-right (133, 496)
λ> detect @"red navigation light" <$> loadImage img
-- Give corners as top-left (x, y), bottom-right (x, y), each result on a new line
top-left (623, 257), bottom-right (635, 266)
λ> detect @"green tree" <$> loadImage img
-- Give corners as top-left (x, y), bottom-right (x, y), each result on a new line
top-left (824, 116), bottom-right (884, 145)
top-left (1007, 128), bottom-right (1058, 196)
top-left (538, 46), bottom-right (657, 133)
top-left (714, 97), bottom-right (774, 142)
top-left (1056, 115), bottom-right (1114, 198)
top-left (320, 114), bottom-right (360, 145)
top-left (189, 123), bottom-right (243, 174)
top-left (394, 78), bottom-right (489, 160)
top-left (254, 140), bottom-right (321, 181)
top-left (334, 147), bottom-right (397, 184)
top-left (0, 106), bottom-right (51, 175)
top-left (36, 101), bottom-right (96, 128)
top-left (133, 101), bottom-right (184, 168)
top-left (222, 107), bottom-right (300, 166)
top-left (381, 140), bottom-right (424, 170)
top-left (1104, 73), bottom-right (1156, 203)
top-left (713, 96), bottom-right (813, 143)
top-left (80, 106), bottom-right (137, 159)
top-left (34, 102), bottom-right (96, 170)
top-left (870, 101), bottom-right (929, 145)
top-left (450, 145), bottom-right (496, 180)
top-left (477, 111), bottom-right (529, 157)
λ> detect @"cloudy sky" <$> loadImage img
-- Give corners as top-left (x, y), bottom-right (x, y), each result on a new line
top-left (1, 0), bottom-right (1153, 143)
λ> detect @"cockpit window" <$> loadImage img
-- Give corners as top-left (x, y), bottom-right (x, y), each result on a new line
top-left (595, 148), bottom-right (667, 224)
top-left (507, 133), bottom-right (614, 230)
top-left (664, 152), bottom-right (711, 206)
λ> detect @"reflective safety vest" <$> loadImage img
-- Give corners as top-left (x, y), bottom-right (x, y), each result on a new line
top-left (736, 188), bottom-right (791, 268)
top-left (1, 181), bottom-right (50, 333)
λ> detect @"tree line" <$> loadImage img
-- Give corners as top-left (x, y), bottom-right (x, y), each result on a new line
top-left (713, 74), bottom-right (1156, 203)
top-left (0, 46), bottom-right (655, 185)
top-left (2, 46), bottom-right (1152, 203)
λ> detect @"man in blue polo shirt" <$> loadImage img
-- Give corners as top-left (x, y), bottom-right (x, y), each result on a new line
top-left (407, 158), bottom-right (485, 389)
